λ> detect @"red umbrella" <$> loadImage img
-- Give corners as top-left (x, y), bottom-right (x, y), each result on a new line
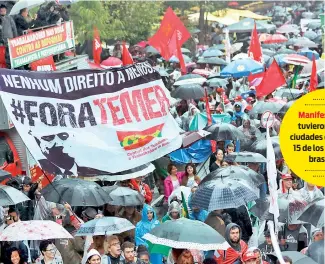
top-left (192, 69), bottom-right (211, 78)
top-left (228, 1), bottom-right (239, 7)
top-left (263, 34), bottom-right (288, 44)
top-left (259, 33), bottom-right (271, 42)
top-left (282, 54), bottom-right (310, 65)
top-left (100, 57), bottom-right (122, 68)
top-left (88, 61), bottom-right (104, 70)
top-left (135, 41), bottom-right (148, 48)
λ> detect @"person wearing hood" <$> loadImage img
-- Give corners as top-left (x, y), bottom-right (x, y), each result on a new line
top-left (188, 192), bottom-right (208, 222)
top-left (238, 117), bottom-right (261, 142)
top-left (135, 204), bottom-right (161, 264)
top-left (135, 204), bottom-right (159, 247)
top-left (86, 249), bottom-right (101, 264)
top-left (162, 201), bottom-right (182, 222)
top-left (229, 84), bottom-right (243, 101)
top-left (231, 103), bottom-right (244, 127)
top-left (299, 181), bottom-right (323, 203)
top-left (214, 223), bottom-right (248, 264)
top-left (225, 206), bottom-right (253, 243)
top-left (301, 228), bottom-right (324, 254)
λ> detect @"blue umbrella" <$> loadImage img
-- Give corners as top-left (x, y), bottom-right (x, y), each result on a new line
top-left (169, 54), bottom-right (192, 63)
top-left (298, 49), bottom-right (320, 60)
top-left (220, 58), bottom-right (264, 78)
top-left (202, 49), bottom-right (223, 57)
top-left (266, 54), bottom-right (286, 67)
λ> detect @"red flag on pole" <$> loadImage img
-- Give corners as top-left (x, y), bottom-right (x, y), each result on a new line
top-left (93, 27), bottom-right (102, 65)
top-left (176, 35), bottom-right (186, 74)
top-left (148, 7), bottom-right (191, 61)
top-left (248, 22), bottom-right (264, 82)
top-left (122, 42), bottom-right (134, 66)
top-left (205, 88), bottom-right (217, 153)
top-left (308, 55), bottom-right (318, 92)
top-left (256, 60), bottom-right (286, 97)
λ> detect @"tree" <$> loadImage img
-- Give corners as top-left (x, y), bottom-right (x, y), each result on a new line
top-left (69, 1), bottom-right (109, 43)
top-left (103, 1), bottom-right (162, 44)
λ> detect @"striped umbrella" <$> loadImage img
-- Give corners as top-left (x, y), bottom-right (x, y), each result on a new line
top-left (263, 34), bottom-right (288, 44)
top-left (281, 54), bottom-right (310, 65)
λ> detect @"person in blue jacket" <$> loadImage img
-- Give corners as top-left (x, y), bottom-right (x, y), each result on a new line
top-left (135, 204), bottom-right (162, 264)
top-left (188, 193), bottom-right (208, 222)
top-left (231, 102), bottom-right (244, 127)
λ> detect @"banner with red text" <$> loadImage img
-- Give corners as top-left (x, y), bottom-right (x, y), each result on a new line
top-left (0, 62), bottom-right (182, 176)
top-left (8, 21), bottom-right (75, 68)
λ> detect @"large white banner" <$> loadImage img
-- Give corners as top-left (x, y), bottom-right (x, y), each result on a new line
top-left (0, 62), bottom-right (182, 176)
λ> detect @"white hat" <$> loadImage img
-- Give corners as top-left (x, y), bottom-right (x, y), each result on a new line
top-left (87, 249), bottom-right (101, 262)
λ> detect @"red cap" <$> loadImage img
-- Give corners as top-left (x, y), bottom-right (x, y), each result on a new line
top-left (235, 95), bottom-right (242, 101)
top-left (245, 105), bottom-right (253, 111)
top-left (281, 174), bottom-right (292, 180)
top-left (224, 99), bottom-right (230, 104)
top-left (246, 97), bottom-right (253, 102)
top-left (217, 88), bottom-right (225, 93)
top-left (222, 94), bottom-right (228, 100)
top-left (242, 252), bottom-right (257, 262)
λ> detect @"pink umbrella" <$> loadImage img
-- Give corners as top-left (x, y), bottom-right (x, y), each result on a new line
top-left (282, 54), bottom-right (310, 65)
top-left (192, 69), bottom-right (211, 78)
top-left (135, 41), bottom-right (148, 48)
top-left (0, 220), bottom-right (73, 241)
top-left (100, 57), bottom-right (122, 68)
top-left (263, 34), bottom-right (288, 44)
top-left (88, 61), bottom-right (104, 70)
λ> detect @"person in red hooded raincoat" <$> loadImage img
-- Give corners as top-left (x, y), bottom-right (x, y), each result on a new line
top-left (214, 223), bottom-right (248, 264)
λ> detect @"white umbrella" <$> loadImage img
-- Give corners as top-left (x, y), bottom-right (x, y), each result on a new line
top-left (0, 221), bottom-right (73, 241)
top-left (232, 53), bottom-right (249, 60)
top-left (174, 77), bottom-right (207, 87)
top-left (168, 186), bottom-right (191, 205)
top-left (10, 0), bottom-right (45, 15)
top-left (0, 185), bottom-right (30, 206)
top-left (75, 217), bottom-right (135, 236)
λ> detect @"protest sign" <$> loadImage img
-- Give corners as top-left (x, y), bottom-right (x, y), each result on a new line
top-left (0, 62), bottom-right (182, 176)
top-left (8, 21), bottom-right (75, 68)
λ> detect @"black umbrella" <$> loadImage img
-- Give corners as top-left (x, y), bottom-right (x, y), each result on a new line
top-left (251, 101), bottom-right (284, 115)
top-left (267, 251), bottom-right (317, 264)
top-left (103, 186), bottom-right (144, 206)
top-left (191, 178), bottom-right (259, 211)
top-left (201, 165), bottom-right (265, 187)
top-left (0, 170), bottom-right (12, 182)
top-left (171, 84), bottom-right (205, 100)
top-left (279, 100), bottom-right (296, 114)
top-left (41, 178), bottom-right (110, 206)
top-left (250, 136), bottom-right (282, 159)
top-left (297, 198), bottom-right (324, 228)
top-left (224, 151), bottom-right (267, 163)
top-left (0, 185), bottom-right (30, 206)
top-left (204, 123), bottom-right (246, 141)
top-left (274, 88), bottom-right (304, 101)
top-left (250, 193), bottom-right (308, 224)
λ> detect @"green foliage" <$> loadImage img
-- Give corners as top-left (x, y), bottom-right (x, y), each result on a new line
top-left (69, 1), bottom-right (109, 42)
top-left (70, 1), bottom-right (162, 44)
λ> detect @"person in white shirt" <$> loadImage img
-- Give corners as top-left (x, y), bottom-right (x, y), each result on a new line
top-left (229, 85), bottom-right (243, 101)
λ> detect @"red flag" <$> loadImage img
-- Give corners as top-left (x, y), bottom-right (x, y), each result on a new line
top-left (93, 27), bottom-right (102, 65)
top-left (176, 35), bottom-right (186, 74)
top-left (205, 88), bottom-right (217, 153)
top-left (148, 7), bottom-right (190, 60)
top-left (248, 22), bottom-right (264, 82)
top-left (308, 56), bottom-right (318, 92)
top-left (30, 56), bottom-right (56, 71)
top-left (122, 41), bottom-right (134, 66)
top-left (256, 60), bottom-right (286, 97)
